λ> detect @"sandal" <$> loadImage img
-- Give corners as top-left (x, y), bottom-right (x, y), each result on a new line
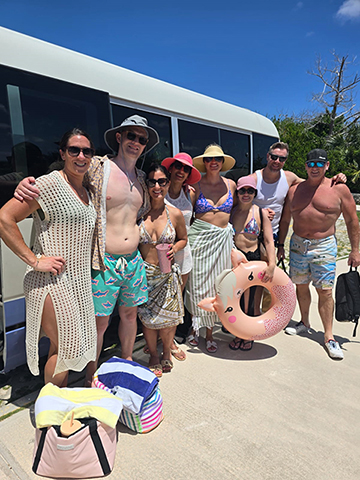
top-left (170, 345), bottom-right (186, 361)
top-left (206, 340), bottom-right (218, 353)
top-left (239, 340), bottom-right (254, 351)
top-left (161, 359), bottom-right (173, 373)
top-left (187, 334), bottom-right (199, 347)
top-left (229, 338), bottom-right (242, 350)
top-left (148, 364), bottom-right (163, 378)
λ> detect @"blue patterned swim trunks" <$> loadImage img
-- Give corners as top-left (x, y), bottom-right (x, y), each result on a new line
top-left (289, 233), bottom-right (337, 289)
top-left (91, 250), bottom-right (148, 316)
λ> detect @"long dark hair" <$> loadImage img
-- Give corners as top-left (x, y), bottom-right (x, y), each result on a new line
top-left (146, 163), bottom-right (170, 180)
top-left (59, 128), bottom-right (95, 152)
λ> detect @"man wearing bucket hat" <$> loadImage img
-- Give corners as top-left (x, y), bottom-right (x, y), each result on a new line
top-left (184, 144), bottom-right (237, 352)
top-left (277, 149), bottom-right (360, 359)
top-left (14, 115), bottom-right (159, 380)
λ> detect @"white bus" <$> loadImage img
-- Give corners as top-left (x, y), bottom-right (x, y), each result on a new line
top-left (0, 27), bottom-right (279, 373)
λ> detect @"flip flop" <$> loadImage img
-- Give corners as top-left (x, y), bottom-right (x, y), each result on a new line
top-left (148, 364), bottom-right (163, 378)
top-left (161, 359), bottom-right (173, 373)
top-left (206, 340), bottom-right (218, 353)
top-left (187, 334), bottom-right (199, 347)
top-left (229, 338), bottom-right (242, 350)
top-left (239, 340), bottom-right (254, 351)
top-left (170, 346), bottom-right (186, 361)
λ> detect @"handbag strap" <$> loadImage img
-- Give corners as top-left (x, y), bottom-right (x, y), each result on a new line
top-left (277, 257), bottom-right (288, 275)
top-left (89, 419), bottom-right (111, 476)
top-left (32, 428), bottom-right (48, 473)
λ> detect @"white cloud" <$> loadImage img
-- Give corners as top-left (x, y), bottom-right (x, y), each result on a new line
top-left (336, 0), bottom-right (360, 20)
top-left (294, 2), bottom-right (304, 10)
top-left (305, 31), bottom-right (314, 37)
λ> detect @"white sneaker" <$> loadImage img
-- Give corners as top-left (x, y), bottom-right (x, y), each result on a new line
top-left (325, 340), bottom-right (344, 359)
top-left (284, 321), bottom-right (309, 335)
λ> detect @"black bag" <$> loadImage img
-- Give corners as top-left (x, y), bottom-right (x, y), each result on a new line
top-left (335, 267), bottom-right (360, 337)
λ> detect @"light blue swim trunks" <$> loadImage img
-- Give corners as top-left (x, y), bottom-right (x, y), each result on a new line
top-left (289, 233), bottom-right (337, 289)
top-left (91, 250), bottom-right (148, 316)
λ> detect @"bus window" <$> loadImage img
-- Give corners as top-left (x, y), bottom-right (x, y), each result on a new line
top-left (178, 120), bottom-right (218, 158)
top-left (111, 104), bottom-right (172, 172)
top-left (221, 129), bottom-right (250, 183)
top-left (0, 65), bottom-right (111, 208)
top-left (252, 132), bottom-right (279, 171)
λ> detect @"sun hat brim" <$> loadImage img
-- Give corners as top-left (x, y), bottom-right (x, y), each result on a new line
top-left (161, 155), bottom-right (202, 185)
top-left (104, 115), bottom-right (159, 155)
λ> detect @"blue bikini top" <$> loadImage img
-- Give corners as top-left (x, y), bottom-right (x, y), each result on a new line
top-left (194, 179), bottom-right (233, 214)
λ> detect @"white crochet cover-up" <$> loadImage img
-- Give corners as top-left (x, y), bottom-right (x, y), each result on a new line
top-left (23, 170), bottom-right (97, 376)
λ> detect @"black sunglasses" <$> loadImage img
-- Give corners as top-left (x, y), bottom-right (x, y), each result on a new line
top-left (173, 160), bottom-right (191, 174)
top-left (306, 161), bottom-right (326, 168)
top-left (203, 157), bottom-right (224, 163)
top-left (146, 178), bottom-right (169, 188)
top-left (66, 146), bottom-right (94, 158)
top-left (269, 154), bottom-right (287, 162)
top-left (125, 131), bottom-right (148, 146)
top-left (238, 187), bottom-right (256, 195)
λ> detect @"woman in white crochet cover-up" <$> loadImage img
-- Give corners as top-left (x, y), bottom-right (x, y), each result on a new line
top-left (0, 129), bottom-right (97, 387)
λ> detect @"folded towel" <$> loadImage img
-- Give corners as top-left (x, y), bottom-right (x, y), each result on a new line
top-left (96, 357), bottom-right (159, 414)
top-left (35, 383), bottom-right (123, 429)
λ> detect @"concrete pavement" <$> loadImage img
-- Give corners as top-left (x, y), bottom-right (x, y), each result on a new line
top-left (0, 257), bottom-right (359, 480)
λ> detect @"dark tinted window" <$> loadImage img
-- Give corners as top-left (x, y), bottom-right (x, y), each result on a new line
top-left (111, 105), bottom-right (172, 173)
top-left (221, 129), bottom-right (250, 183)
top-left (253, 133), bottom-right (279, 171)
top-left (178, 120), bottom-right (218, 158)
top-left (0, 65), bottom-right (111, 207)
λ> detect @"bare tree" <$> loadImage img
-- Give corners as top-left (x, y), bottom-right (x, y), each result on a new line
top-left (308, 52), bottom-right (360, 138)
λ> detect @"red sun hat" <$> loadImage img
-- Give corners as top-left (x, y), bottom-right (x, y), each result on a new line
top-left (161, 152), bottom-right (202, 185)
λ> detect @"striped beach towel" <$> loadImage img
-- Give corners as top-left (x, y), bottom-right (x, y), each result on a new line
top-left (95, 357), bottom-right (159, 414)
top-left (185, 219), bottom-right (233, 332)
top-left (35, 383), bottom-right (123, 429)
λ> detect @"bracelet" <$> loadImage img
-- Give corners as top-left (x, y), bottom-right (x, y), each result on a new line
top-left (277, 243), bottom-right (284, 247)
top-left (34, 259), bottom-right (39, 270)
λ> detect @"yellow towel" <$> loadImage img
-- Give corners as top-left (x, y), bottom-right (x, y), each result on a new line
top-left (35, 383), bottom-right (123, 429)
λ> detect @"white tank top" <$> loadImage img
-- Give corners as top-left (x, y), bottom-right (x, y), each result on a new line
top-left (253, 169), bottom-right (289, 234)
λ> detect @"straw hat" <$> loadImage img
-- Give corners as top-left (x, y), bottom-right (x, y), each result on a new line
top-left (193, 144), bottom-right (236, 172)
top-left (104, 115), bottom-right (159, 155)
top-left (161, 152), bottom-right (201, 185)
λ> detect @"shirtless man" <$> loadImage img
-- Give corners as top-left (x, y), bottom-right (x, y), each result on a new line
top-left (15, 115), bottom-right (159, 380)
top-left (277, 149), bottom-right (360, 359)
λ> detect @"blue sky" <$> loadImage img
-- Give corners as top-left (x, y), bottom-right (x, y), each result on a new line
top-left (1, 0), bottom-right (360, 119)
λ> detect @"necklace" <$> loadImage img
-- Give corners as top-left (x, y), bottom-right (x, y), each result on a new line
top-left (62, 172), bottom-right (85, 199)
top-left (124, 170), bottom-right (135, 191)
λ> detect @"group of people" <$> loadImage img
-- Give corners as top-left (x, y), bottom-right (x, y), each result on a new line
top-left (0, 115), bottom-right (359, 388)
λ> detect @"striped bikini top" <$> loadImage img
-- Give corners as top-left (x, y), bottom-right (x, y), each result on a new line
top-left (194, 179), bottom-right (233, 214)
top-left (139, 205), bottom-right (176, 245)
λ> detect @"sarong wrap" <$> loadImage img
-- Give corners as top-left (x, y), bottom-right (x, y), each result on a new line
top-left (138, 262), bottom-right (184, 330)
top-left (185, 219), bottom-right (233, 333)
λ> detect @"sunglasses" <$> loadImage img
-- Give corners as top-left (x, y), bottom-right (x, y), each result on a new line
top-left (203, 157), bottom-right (224, 163)
top-left (306, 161), bottom-right (326, 168)
top-left (238, 187), bottom-right (256, 195)
top-left (146, 178), bottom-right (169, 188)
top-left (173, 160), bottom-right (191, 174)
top-left (66, 146), bottom-right (94, 158)
top-left (125, 131), bottom-right (148, 146)
top-left (269, 154), bottom-right (287, 162)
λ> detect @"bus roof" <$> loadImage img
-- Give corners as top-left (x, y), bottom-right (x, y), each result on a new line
top-left (0, 27), bottom-right (278, 137)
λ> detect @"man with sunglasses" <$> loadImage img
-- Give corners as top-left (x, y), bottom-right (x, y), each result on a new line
top-left (277, 149), bottom-right (360, 359)
top-left (14, 115), bottom-right (160, 380)
top-left (250, 142), bottom-right (345, 245)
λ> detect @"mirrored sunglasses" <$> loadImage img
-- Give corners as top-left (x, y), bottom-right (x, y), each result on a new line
top-left (306, 161), bottom-right (326, 168)
top-left (146, 178), bottom-right (169, 188)
top-left (173, 160), bottom-right (191, 174)
top-left (238, 187), bottom-right (256, 195)
top-left (269, 154), bottom-right (287, 162)
top-left (126, 131), bottom-right (148, 146)
top-left (66, 146), bottom-right (94, 158)
top-left (203, 157), bottom-right (224, 163)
